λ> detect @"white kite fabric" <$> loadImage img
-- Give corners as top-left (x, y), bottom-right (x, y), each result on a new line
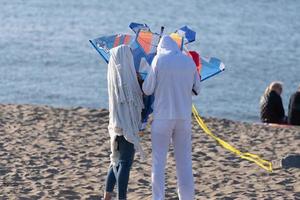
top-left (107, 45), bottom-right (145, 165)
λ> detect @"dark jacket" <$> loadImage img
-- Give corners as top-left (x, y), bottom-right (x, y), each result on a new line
top-left (260, 91), bottom-right (285, 123)
top-left (288, 91), bottom-right (300, 125)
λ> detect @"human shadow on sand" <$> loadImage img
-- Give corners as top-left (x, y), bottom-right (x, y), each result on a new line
top-left (281, 154), bottom-right (300, 169)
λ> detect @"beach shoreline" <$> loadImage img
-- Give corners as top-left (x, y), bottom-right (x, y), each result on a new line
top-left (0, 104), bottom-right (299, 199)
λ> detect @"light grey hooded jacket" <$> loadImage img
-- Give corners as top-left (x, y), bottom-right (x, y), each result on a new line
top-left (142, 35), bottom-right (200, 120)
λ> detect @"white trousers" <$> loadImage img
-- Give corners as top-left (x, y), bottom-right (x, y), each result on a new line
top-left (151, 119), bottom-right (194, 200)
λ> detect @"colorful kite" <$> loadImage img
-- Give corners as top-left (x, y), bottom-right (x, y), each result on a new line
top-left (89, 22), bottom-right (225, 128)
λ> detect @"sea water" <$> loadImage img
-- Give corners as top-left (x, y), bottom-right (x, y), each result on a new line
top-left (0, 0), bottom-right (299, 122)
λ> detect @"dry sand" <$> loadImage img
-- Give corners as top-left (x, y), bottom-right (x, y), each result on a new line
top-left (0, 104), bottom-right (299, 199)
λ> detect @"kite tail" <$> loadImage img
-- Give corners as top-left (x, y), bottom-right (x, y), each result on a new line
top-left (192, 104), bottom-right (273, 172)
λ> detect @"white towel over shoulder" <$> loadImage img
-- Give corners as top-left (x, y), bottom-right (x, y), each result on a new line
top-left (107, 45), bottom-right (145, 165)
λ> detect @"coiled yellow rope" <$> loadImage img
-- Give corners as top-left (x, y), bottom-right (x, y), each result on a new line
top-left (192, 104), bottom-right (273, 172)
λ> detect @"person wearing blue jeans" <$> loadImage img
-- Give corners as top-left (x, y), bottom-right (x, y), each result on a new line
top-left (105, 136), bottom-right (135, 200)
top-left (104, 45), bottom-right (144, 200)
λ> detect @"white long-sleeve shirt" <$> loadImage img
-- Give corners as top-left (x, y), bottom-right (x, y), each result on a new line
top-left (142, 35), bottom-right (200, 120)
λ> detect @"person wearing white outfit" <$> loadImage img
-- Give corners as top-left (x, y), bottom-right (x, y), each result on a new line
top-left (142, 35), bottom-right (201, 200)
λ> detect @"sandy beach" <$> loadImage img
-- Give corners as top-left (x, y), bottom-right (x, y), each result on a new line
top-left (0, 104), bottom-right (299, 199)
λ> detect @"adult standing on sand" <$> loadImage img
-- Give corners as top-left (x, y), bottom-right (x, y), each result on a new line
top-left (143, 35), bottom-right (200, 200)
top-left (288, 85), bottom-right (300, 125)
top-left (104, 45), bottom-right (144, 200)
top-left (260, 81), bottom-right (286, 124)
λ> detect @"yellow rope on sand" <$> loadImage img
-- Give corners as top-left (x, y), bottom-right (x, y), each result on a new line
top-left (192, 104), bottom-right (273, 172)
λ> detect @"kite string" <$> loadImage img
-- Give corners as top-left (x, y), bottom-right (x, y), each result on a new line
top-left (192, 104), bottom-right (273, 172)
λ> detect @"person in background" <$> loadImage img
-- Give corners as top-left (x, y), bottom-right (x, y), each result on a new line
top-left (142, 35), bottom-right (201, 200)
top-left (260, 81), bottom-right (286, 124)
top-left (288, 85), bottom-right (300, 125)
top-left (104, 45), bottom-right (144, 200)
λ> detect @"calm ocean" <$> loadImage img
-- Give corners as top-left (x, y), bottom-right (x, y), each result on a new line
top-left (0, 0), bottom-right (299, 122)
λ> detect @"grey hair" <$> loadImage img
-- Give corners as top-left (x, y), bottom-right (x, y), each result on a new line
top-left (264, 81), bottom-right (283, 96)
top-left (260, 81), bottom-right (283, 105)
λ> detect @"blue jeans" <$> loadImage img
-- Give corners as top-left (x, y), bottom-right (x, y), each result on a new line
top-left (105, 136), bottom-right (135, 200)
